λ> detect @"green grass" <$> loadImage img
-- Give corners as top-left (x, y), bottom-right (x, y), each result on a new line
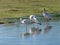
top-left (0, 0), bottom-right (60, 18)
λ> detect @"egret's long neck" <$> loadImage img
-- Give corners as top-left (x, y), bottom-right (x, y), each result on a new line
top-left (43, 8), bottom-right (46, 13)
top-left (20, 18), bottom-right (23, 22)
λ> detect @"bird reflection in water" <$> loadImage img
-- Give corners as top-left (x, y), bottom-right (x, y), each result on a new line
top-left (20, 27), bottom-right (42, 38)
top-left (29, 27), bottom-right (42, 36)
top-left (42, 25), bottom-right (52, 34)
top-left (20, 32), bottom-right (31, 38)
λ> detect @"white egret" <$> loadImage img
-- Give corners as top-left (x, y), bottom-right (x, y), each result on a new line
top-left (20, 18), bottom-right (35, 37)
top-left (29, 15), bottom-right (42, 25)
top-left (20, 18), bottom-right (33, 32)
top-left (42, 8), bottom-right (52, 25)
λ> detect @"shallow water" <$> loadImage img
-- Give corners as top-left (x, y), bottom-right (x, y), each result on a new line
top-left (0, 21), bottom-right (60, 45)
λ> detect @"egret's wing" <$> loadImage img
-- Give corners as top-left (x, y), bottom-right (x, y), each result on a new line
top-left (45, 12), bottom-right (52, 19)
top-left (35, 17), bottom-right (41, 23)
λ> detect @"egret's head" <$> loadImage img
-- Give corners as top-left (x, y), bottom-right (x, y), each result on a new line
top-left (20, 17), bottom-right (23, 21)
top-left (42, 8), bottom-right (46, 12)
top-left (29, 15), bottom-right (34, 20)
top-left (44, 8), bottom-right (46, 11)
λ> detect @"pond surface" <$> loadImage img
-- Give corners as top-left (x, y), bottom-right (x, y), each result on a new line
top-left (0, 21), bottom-right (60, 45)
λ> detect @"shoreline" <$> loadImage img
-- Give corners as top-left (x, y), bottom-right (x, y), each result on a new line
top-left (0, 17), bottom-right (60, 24)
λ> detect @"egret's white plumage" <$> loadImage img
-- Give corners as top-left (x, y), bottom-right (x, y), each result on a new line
top-left (29, 15), bottom-right (36, 23)
top-left (29, 15), bottom-right (41, 25)
top-left (43, 8), bottom-right (52, 20)
top-left (29, 15), bottom-right (34, 20)
top-left (20, 18), bottom-right (33, 33)
top-left (20, 19), bottom-right (32, 24)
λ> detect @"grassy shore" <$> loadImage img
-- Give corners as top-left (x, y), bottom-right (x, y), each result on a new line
top-left (0, 0), bottom-right (60, 18)
top-left (0, 0), bottom-right (60, 23)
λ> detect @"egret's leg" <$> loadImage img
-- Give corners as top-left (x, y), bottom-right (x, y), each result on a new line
top-left (46, 18), bottom-right (49, 26)
top-left (25, 24), bottom-right (27, 33)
